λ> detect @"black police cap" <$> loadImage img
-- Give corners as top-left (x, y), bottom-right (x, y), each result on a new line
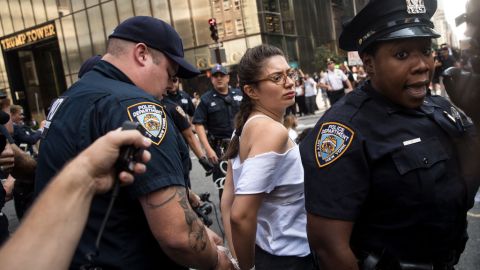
top-left (339, 0), bottom-right (440, 53)
top-left (109, 16), bottom-right (200, 78)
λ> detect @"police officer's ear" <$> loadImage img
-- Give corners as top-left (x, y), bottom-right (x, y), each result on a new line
top-left (243, 84), bottom-right (260, 100)
top-left (133, 43), bottom-right (150, 66)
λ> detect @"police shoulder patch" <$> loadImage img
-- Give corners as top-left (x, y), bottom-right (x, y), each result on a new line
top-left (315, 122), bottom-right (354, 168)
top-left (127, 102), bottom-right (168, 145)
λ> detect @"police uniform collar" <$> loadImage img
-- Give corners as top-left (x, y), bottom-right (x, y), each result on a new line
top-left (93, 60), bottom-right (135, 85)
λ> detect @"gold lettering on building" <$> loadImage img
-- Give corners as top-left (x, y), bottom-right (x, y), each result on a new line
top-left (0, 23), bottom-right (56, 51)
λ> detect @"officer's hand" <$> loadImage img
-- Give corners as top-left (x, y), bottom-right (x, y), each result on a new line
top-left (78, 128), bottom-right (151, 193)
top-left (443, 67), bottom-right (480, 121)
top-left (215, 248), bottom-right (236, 270)
top-left (206, 227), bottom-right (223, 246)
top-left (0, 143), bottom-right (15, 173)
top-left (206, 148), bottom-right (219, 165)
top-left (2, 175), bottom-right (15, 201)
top-left (199, 156), bottom-right (214, 176)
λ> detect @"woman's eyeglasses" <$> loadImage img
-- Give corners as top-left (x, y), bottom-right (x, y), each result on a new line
top-left (252, 69), bottom-right (298, 85)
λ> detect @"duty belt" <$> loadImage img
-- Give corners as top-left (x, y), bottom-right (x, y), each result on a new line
top-left (359, 251), bottom-right (458, 270)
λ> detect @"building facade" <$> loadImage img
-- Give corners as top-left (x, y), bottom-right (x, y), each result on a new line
top-left (0, 0), bottom-right (358, 122)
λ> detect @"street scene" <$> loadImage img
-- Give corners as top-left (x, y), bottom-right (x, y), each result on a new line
top-left (0, 0), bottom-right (479, 269)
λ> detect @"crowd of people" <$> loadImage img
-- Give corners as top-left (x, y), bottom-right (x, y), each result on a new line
top-left (0, 0), bottom-right (479, 270)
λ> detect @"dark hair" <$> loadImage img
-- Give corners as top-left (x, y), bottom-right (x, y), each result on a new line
top-left (224, 44), bottom-right (284, 159)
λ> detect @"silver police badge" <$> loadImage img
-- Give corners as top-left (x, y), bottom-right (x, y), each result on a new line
top-left (406, 0), bottom-right (426, 14)
top-left (314, 122), bottom-right (354, 168)
top-left (127, 102), bottom-right (168, 145)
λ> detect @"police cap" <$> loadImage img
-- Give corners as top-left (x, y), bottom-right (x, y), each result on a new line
top-left (339, 0), bottom-right (440, 53)
top-left (211, 64), bottom-right (228, 75)
top-left (109, 16), bottom-right (200, 78)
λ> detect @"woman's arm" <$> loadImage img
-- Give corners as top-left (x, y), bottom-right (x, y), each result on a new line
top-left (220, 160), bottom-right (236, 257)
top-left (230, 193), bottom-right (264, 270)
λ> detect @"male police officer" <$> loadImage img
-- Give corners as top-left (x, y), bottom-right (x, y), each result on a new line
top-left (164, 76), bottom-right (195, 120)
top-left (35, 16), bottom-right (232, 270)
top-left (193, 64), bottom-right (242, 198)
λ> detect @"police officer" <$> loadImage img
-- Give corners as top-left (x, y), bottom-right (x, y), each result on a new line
top-left (164, 76), bottom-right (195, 120)
top-left (300, 1), bottom-right (480, 269)
top-left (193, 64), bottom-right (242, 198)
top-left (35, 16), bottom-right (232, 270)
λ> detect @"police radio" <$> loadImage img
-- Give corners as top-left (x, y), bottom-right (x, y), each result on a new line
top-left (115, 121), bottom-right (145, 173)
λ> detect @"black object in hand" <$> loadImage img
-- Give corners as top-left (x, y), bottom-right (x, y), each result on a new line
top-left (116, 121), bottom-right (145, 173)
top-left (199, 156), bottom-right (214, 176)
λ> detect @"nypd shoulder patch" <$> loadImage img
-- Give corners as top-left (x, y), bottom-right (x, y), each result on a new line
top-left (127, 102), bottom-right (168, 145)
top-left (314, 122), bottom-right (354, 168)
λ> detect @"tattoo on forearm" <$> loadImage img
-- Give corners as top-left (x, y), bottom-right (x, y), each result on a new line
top-left (177, 187), bottom-right (208, 252)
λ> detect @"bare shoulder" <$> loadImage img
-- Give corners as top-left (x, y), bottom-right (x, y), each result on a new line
top-left (242, 117), bottom-right (289, 156)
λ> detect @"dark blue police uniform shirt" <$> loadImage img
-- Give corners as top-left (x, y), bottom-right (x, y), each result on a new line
top-left (35, 60), bottom-right (187, 270)
top-left (165, 90), bottom-right (195, 117)
top-left (192, 88), bottom-right (242, 139)
top-left (300, 81), bottom-right (480, 262)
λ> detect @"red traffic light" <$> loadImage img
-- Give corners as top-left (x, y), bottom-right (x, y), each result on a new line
top-left (208, 18), bottom-right (217, 26)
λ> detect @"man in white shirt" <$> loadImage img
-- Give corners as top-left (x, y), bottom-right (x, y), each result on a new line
top-left (303, 74), bottom-right (317, 115)
top-left (319, 59), bottom-right (353, 105)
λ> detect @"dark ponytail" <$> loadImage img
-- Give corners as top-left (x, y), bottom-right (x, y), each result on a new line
top-left (224, 44), bottom-right (284, 159)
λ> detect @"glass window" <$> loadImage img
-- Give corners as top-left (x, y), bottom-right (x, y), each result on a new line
top-left (285, 37), bottom-right (298, 61)
top-left (190, 0), bottom-right (211, 46)
top-left (101, 1), bottom-right (119, 40)
top-left (32, 0), bottom-right (47, 25)
top-left (44, 0), bottom-right (59, 21)
top-left (88, 6), bottom-right (106, 55)
top-left (74, 11), bottom-right (93, 63)
top-left (217, 22), bottom-right (225, 39)
top-left (86, 0), bottom-right (100, 7)
top-left (133, 0), bottom-right (151, 16)
top-left (234, 0), bottom-right (240, 10)
top-left (283, 20), bottom-right (295, 35)
top-left (0, 0), bottom-right (13, 35)
top-left (56, 0), bottom-right (72, 16)
top-left (116, 0), bottom-right (134, 21)
top-left (225, 20), bottom-right (233, 36)
top-left (9, 0), bottom-right (25, 32)
top-left (61, 15), bottom-right (81, 76)
top-left (235, 19), bottom-right (244, 35)
top-left (151, 0), bottom-right (170, 23)
top-left (20, 1), bottom-right (35, 28)
top-left (170, 0), bottom-right (194, 48)
top-left (262, 0), bottom-right (278, 12)
top-left (223, 0), bottom-right (230, 11)
top-left (71, 0), bottom-right (85, 12)
top-left (55, 20), bottom-right (70, 80)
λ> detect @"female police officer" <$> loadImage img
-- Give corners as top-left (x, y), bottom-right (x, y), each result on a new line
top-left (300, 0), bottom-right (480, 269)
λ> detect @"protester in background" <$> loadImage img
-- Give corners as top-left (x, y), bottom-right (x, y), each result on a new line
top-left (303, 73), bottom-right (317, 115)
top-left (10, 105), bottom-right (43, 156)
top-left (301, 0), bottom-right (480, 269)
top-left (294, 73), bottom-right (307, 116)
top-left (193, 64), bottom-right (243, 199)
top-left (0, 129), bottom-right (151, 270)
top-left (192, 91), bottom-right (201, 108)
top-left (222, 44), bottom-right (314, 270)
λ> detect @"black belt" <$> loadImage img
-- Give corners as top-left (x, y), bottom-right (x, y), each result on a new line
top-left (358, 252), bottom-right (458, 270)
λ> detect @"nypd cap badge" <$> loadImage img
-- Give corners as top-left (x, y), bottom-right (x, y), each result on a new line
top-left (315, 122), bottom-right (354, 168)
top-left (127, 102), bottom-right (168, 145)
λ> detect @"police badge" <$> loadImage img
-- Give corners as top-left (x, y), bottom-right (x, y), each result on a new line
top-left (314, 122), bottom-right (354, 168)
top-left (406, 0), bottom-right (426, 14)
top-left (127, 102), bottom-right (168, 145)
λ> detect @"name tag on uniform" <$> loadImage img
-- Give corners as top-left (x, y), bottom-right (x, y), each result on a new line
top-left (403, 138), bottom-right (421, 146)
top-left (210, 102), bottom-right (216, 107)
top-left (181, 98), bottom-right (188, 104)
